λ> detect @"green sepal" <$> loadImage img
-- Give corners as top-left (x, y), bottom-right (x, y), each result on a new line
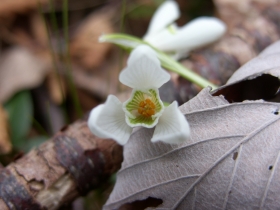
top-left (123, 88), bottom-right (164, 128)
top-left (128, 115), bottom-right (156, 126)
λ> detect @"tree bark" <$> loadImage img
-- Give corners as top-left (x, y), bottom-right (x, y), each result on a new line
top-left (0, 120), bottom-right (123, 210)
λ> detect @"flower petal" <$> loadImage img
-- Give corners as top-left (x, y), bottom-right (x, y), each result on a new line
top-left (87, 95), bottom-right (132, 145)
top-left (88, 104), bottom-right (110, 139)
top-left (151, 101), bottom-right (190, 144)
top-left (143, 24), bottom-right (178, 54)
top-left (144, 0), bottom-right (180, 39)
top-left (149, 17), bottom-right (226, 53)
top-left (119, 45), bottom-right (170, 89)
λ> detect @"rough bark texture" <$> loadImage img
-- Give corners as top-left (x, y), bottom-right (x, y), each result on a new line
top-left (0, 120), bottom-right (123, 210)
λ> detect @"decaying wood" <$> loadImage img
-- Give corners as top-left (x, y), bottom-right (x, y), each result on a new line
top-left (0, 120), bottom-right (123, 210)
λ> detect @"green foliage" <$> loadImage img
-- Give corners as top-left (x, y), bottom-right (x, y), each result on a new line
top-left (126, 0), bottom-right (165, 19)
top-left (127, 5), bottom-right (156, 18)
top-left (4, 91), bottom-right (33, 148)
top-left (23, 136), bottom-right (48, 152)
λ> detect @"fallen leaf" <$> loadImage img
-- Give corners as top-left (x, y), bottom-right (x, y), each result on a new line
top-left (212, 0), bottom-right (280, 67)
top-left (214, 0), bottom-right (280, 32)
top-left (104, 87), bottom-right (280, 209)
top-left (213, 40), bottom-right (280, 102)
top-left (46, 70), bottom-right (66, 105)
top-left (226, 47), bottom-right (280, 84)
top-left (29, 12), bottom-right (49, 50)
top-left (70, 8), bottom-right (115, 70)
top-left (104, 41), bottom-right (280, 209)
top-left (0, 105), bottom-right (12, 154)
top-left (259, 40), bottom-right (280, 56)
top-left (0, 0), bottom-right (48, 19)
top-left (0, 11), bottom-right (50, 58)
top-left (0, 47), bottom-right (50, 103)
top-left (73, 48), bottom-right (130, 100)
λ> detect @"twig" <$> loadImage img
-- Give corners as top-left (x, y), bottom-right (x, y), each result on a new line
top-left (0, 120), bottom-right (123, 210)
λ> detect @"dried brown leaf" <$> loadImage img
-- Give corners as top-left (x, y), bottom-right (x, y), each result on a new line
top-left (0, 105), bottom-right (12, 154)
top-left (0, 12), bottom-right (49, 55)
top-left (214, 0), bottom-right (280, 31)
top-left (0, 47), bottom-right (50, 102)
top-left (226, 45), bottom-right (280, 85)
top-left (213, 41), bottom-right (280, 102)
top-left (46, 70), bottom-right (66, 105)
top-left (73, 48), bottom-right (130, 100)
top-left (104, 87), bottom-right (280, 209)
top-left (29, 12), bottom-right (49, 49)
top-left (104, 41), bottom-right (280, 209)
top-left (0, 0), bottom-right (48, 19)
top-left (70, 9), bottom-right (115, 70)
top-left (212, 0), bottom-right (280, 68)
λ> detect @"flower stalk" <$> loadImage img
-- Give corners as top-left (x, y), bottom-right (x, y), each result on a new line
top-left (99, 33), bottom-right (217, 89)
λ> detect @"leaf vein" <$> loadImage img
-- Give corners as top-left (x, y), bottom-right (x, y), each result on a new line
top-left (260, 149), bottom-right (280, 208)
top-left (118, 135), bottom-right (244, 174)
top-left (172, 116), bottom-right (280, 209)
top-left (222, 144), bottom-right (243, 209)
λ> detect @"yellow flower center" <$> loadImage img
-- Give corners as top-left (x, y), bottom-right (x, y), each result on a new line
top-left (137, 98), bottom-right (156, 117)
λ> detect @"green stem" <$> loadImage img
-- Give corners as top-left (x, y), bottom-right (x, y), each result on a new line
top-left (63, 0), bottom-right (83, 117)
top-left (120, 0), bottom-right (126, 32)
top-left (39, 0), bottom-right (69, 122)
top-left (159, 53), bottom-right (217, 89)
top-left (99, 33), bottom-right (217, 89)
top-left (117, 0), bottom-right (127, 92)
top-left (32, 118), bottom-right (49, 137)
top-left (44, 0), bottom-right (66, 100)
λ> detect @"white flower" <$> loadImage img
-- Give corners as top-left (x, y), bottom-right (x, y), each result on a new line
top-left (143, 0), bottom-right (226, 60)
top-left (88, 45), bottom-right (190, 145)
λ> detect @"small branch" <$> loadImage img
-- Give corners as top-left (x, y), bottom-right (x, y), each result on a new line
top-left (0, 120), bottom-right (123, 210)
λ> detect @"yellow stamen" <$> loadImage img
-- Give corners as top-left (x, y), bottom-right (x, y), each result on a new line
top-left (138, 98), bottom-right (156, 117)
